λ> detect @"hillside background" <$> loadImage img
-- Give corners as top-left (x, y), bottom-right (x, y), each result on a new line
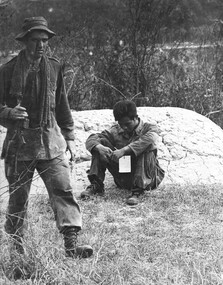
top-left (1, 0), bottom-right (223, 127)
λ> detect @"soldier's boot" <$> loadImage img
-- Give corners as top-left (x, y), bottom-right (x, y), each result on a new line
top-left (62, 227), bottom-right (93, 258)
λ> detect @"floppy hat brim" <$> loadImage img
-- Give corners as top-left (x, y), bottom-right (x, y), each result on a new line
top-left (15, 25), bottom-right (56, 41)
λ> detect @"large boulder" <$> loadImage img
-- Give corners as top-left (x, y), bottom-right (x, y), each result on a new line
top-left (1, 106), bottom-right (223, 195)
top-left (72, 106), bottom-right (223, 186)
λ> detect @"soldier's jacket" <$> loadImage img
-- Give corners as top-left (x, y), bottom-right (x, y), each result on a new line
top-left (0, 55), bottom-right (75, 162)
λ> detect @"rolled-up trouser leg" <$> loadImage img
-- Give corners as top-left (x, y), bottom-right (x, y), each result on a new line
top-left (36, 154), bottom-right (82, 233)
top-left (4, 160), bottom-right (34, 237)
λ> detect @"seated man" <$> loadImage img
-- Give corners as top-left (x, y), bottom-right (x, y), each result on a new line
top-left (80, 100), bottom-right (165, 205)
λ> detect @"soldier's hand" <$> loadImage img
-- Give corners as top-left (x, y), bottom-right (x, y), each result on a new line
top-left (66, 140), bottom-right (76, 162)
top-left (9, 105), bottom-right (28, 120)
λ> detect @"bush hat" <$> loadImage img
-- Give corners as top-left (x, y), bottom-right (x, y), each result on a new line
top-left (15, 16), bottom-right (56, 41)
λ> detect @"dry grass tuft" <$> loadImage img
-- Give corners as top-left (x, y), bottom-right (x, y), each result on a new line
top-left (1, 184), bottom-right (223, 284)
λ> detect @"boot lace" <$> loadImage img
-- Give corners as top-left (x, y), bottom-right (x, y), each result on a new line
top-left (63, 227), bottom-right (78, 251)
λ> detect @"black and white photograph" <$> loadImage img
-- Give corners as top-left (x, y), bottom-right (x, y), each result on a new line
top-left (0, 0), bottom-right (223, 284)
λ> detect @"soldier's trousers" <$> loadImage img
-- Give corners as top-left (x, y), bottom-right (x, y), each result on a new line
top-left (4, 154), bottom-right (82, 237)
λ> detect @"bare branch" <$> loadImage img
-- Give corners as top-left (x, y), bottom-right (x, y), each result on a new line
top-left (205, 109), bottom-right (223, 117)
top-left (130, 92), bottom-right (141, 101)
top-left (95, 76), bottom-right (127, 99)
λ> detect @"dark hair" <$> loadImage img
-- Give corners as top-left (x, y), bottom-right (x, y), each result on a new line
top-left (113, 100), bottom-right (137, 121)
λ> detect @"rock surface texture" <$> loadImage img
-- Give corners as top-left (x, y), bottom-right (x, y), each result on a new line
top-left (72, 106), bottom-right (223, 186)
top-left (1, 106), bottom-right (223, 200)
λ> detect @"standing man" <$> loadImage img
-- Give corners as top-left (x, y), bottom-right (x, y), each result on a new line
top-left (0, 17), bottom-right (93, 258)
top-left (80, 100), bottom-right (165, 205)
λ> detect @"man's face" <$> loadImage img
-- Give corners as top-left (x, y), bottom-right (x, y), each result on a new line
top-left (118, 116), bottom-right (139, 133)
top-left (24, 30), bottom-right (49, 60)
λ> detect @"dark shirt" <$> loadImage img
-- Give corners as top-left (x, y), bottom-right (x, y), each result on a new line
top-left (0, 54), bottom-right (75, 161)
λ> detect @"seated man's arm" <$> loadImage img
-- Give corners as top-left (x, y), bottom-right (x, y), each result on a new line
top-left (111, 122), bottom-right (159, 162)
top-left (110, 145), bottom-right (132, 162)
top-left (129, 123), bottom-right (159, 156)
top-left (86, 129), bottom-right (114, 152)
top-left (86, 129), bottom-right (115, 161)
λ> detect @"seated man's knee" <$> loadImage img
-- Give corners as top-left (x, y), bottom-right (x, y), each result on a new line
top-left (100, 138), bottom-right (115, 150)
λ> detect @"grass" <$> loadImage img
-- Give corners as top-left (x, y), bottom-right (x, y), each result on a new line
top-left (1, 183), bottom-right (223, 284)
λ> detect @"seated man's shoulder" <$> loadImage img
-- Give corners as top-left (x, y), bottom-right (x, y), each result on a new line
top-left (141, 119), bottom-right (159, 132)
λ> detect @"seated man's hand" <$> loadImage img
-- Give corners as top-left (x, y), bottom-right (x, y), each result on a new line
top-left (111, 148), bottom-right (125, 163)
top-left (9, 105), bottom-right (28, 120)
top-left (95, 144), bottom-right (113, 162)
